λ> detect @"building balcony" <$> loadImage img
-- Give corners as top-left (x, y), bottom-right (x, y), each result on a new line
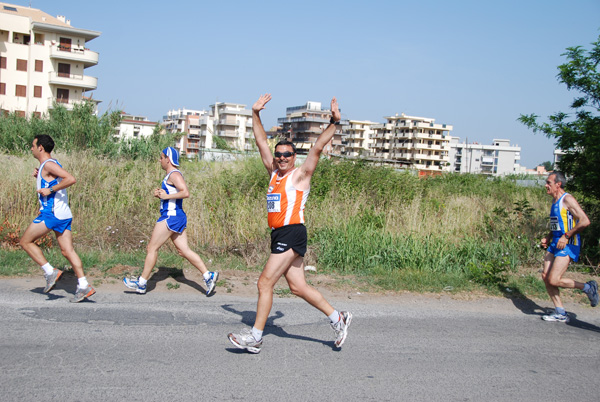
top-left (48, 72), bottom-right (97, 90)
top-left (413, 163), bottom-right (443, 171)
top-left (49, 45), bottom-right (99, 67)
top-left (416, 153), bottom-right (447, 161)
top-left (218, 119), bottom-right (238, 126)
top-left (390, 152), bottom-right (413, 159)
top-left (413, 132), bottom-right (446, 141)
top-left (216, 130), bottom-right (239, 138)
top-left (47, 97), bottom-right (88, 110)
top-left (414, 143), bottom-right (446, 151)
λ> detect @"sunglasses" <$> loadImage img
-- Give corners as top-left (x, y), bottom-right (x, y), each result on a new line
top-left (275, 151), bottom-right (295, 158)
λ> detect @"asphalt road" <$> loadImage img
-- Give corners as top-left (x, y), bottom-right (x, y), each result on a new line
top-left (1, 278), bottom-right (599, 402)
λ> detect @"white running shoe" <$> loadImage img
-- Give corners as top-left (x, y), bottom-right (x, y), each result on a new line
top-left (228, 328), bottom-right (263, 354)
top-left (332, 311), bottom-right (352, 348)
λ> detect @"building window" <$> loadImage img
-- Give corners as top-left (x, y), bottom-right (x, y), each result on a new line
top-left (16, 85), bottom-right (26, 97)
top-left (33, 112), bottom-right (41, 118)
top-left (16, 59), bottom-right (27, 71)
top-left (0, 82), bottom-right (5, 95)
top-left (56, 88), bottom-right (69, 103)
top-left (35, 60), bottom-right (43, 72)
top-left (34, 86), bottom-right (42, 98)
top-left (16, 110), bottom-right (25, 117)
top-left (0, 56), bottom-right (6, 69)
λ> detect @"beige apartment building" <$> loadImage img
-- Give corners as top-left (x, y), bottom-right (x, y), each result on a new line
top-left (162, 102), bottom-right (252, 157)
top-left (277, 101), bottom-right (346, 155)
top-left (370, 113), bottom-right (453, 174)
top-left (0, 2), bottom-right (100, 117)
top-left (343, 119), bottom-right (376, 158)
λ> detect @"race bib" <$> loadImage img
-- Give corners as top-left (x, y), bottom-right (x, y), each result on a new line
top-left (549, 216), bottom-right (560, 231)
top-left (267, 194), bottom-right (281, 213)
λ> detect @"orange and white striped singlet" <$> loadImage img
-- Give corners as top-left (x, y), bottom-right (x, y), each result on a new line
top-left (266, 168), bottom-right (309, 230)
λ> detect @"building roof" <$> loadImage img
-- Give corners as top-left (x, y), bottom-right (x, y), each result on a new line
top-left (0, 2), bottom-right (101, 41)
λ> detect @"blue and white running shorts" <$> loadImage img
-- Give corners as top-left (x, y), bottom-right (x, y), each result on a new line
top-left (157, 212), bottom-right (187, 234)
top-left (33, 212), bottom-right (72, 233)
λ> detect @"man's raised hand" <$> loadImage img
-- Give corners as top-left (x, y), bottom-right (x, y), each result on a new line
top-left (331, 97), bottom-right (341, 121)
top-left (252, 93), bottom-right (272, 113)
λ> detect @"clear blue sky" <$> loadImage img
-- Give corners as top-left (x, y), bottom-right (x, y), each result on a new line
top-left (13, 0), bottom-right (600, 168)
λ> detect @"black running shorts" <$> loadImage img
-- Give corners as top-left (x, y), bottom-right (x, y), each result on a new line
top-left (270, 224), bottom-right (307, 257)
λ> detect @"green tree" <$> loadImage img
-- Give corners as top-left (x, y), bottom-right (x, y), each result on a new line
top-left (519, 34), bottom-right (600, 199)
top-left (539, 161), bottom-right (553, 172)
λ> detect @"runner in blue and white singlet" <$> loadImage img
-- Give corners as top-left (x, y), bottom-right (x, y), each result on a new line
top-left (33, 158), bottom-right (73, 233)
top-left (156, 169), bottom-right (187, 233)
top-left (548, 192), bottom-right (580, 261)
top-left (122, 147), bottom-right (219, 296)
top-left (20, 134), bottom-right (95, 302)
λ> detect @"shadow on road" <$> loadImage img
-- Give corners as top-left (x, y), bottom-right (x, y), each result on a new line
top-left (140, 266), bottom-right (211, 296)
top-left (498, 283), bottom-right (600, 334)
top-left (221, 304), bottom-right (336, 350)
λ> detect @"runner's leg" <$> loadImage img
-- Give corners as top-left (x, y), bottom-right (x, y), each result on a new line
top-left (19, 222), bottom-right (52, 266)
top-left (285, 255), bottom-right (335, 316)
top-left (254, 249), bottom-right (298, 331)
top-left (140, 221), bottom-right (173, 280)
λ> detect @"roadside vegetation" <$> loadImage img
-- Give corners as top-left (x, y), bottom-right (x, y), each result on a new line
top-left (1, 150), bottom-right (595, 302)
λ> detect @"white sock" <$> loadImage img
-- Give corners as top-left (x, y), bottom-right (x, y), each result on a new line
top-left (251, 327), bottom-right (263, 342)
top-left (41, 263), bottom-right (54, 276)
top-left (328, 310), bottom-right (341, 324)
top-left (203, 271), bottom-right (211, 280)
top-left (78, 277), bottom-right (89, 289)
top-left (138, 276), bottom-right (148, 286)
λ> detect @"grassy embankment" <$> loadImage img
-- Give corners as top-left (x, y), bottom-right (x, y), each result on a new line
top-left (0, 152), bottom-right (594, 302)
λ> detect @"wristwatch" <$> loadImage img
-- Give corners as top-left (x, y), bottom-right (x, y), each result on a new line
top-left (564, 232), bottom-right (571, 240)
top-left (329, 117), bottom-right (341, 125)
top-left (49, 187), bottom-right (55, 193)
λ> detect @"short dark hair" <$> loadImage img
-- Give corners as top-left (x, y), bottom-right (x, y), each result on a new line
top-left (34, 134), bottom-right (55, 153)
top-left (275, 139), bottom-right (296, 154)
top-left (549, 171), bottom-right (566, 189)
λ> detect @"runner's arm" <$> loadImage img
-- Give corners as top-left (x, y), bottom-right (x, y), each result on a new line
top-left (298, 97), bottom-right (341, 181)
top-left (252, 94), bottom-right (275, 174)
top-left (36, 161), bottom-right (76, 196)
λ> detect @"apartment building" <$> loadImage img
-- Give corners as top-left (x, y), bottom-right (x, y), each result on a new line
top-left (370, 113), bottom-right (453, 174)
top-left (115, 111), bottom-right (158, 140)
top-left (343, 119), bottom-right (376, 158)
top-left (448, 138), bottom-right (521, 175)
top-left (211, 102), bottom-right (253, 151)
top-left (162, 103), bottom-right (252, 157)
top-left (277, 101), bottom-right (346, 155)
top-left (0, 2), bottom-right (100, 117)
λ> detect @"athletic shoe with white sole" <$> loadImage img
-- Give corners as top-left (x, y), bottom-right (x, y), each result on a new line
top-left (70, 286), bottom-right (96, 303)
top-left (123, 276), bottom-right (147, 294)
top-left (332, 311), bottom-right (352, 348)
top-left (43, 269), bottom-right (63, 293)
top-left (542, 313), bottom-right (570, 323)
top-left (228, 328), bottom-right (263, 354)
top-left (205, 271), bottom-right (219, 296)
top-left (585, 280), bottom-right (598, 307)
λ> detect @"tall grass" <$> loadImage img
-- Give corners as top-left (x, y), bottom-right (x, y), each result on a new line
top-left (2, 151), bottom-right (560, 291)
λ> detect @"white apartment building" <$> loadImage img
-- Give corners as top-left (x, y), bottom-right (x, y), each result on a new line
top-left (0, 2), bottom-right (100, 117)
top-left (370, 113), bottom-right (453, 175)
top-left (343, 119), bottom-right (376, 158)
top-left (115, 112), bottom-right (158, 140)
top-left (162, 103), bottom-right (252, 157)
top-left (448, 138), bottom-right (521, 175)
